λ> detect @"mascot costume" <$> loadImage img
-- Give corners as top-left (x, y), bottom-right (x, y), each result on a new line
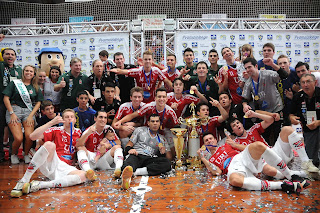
top-left (38, 47), bottom-right (64, 76)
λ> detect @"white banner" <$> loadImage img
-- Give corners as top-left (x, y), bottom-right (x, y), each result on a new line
top-left (0, 33), bottom-right (130, 76)
top-left (175, 31), bottom-right (320, 71)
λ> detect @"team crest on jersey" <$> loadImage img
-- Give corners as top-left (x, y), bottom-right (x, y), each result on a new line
top-left (211, 43), bottom-right (216, 48)
top-left (232, 113), bottom-right (237, 118)
top-left (182, 43), bottom-right (187, 48)
top-left (261, 180), bottom-right (270, 191)
top-left (230, 35), bottom-right (235, 40)
top-left (258, 35), bottom-right (263, 40)
top-left (55, 183), bottom-right (62, 188)
top-left (79, 79), bottom-right (82, 84)
top-left (206, 85), bottom-right (210, 91)
top-left (29, 90), bottom-right (33, 94)
top-left (277, 160), bottom-right (287, 170)
top-left (316, 102), bottom-right (320, 109)
top-left (286, 35), bottom-right (291, 40)
top-left (27, 162), bottom-right (36, 170)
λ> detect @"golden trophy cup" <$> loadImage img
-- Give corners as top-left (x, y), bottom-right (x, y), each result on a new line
top-left (170, 128), bottom-right (187, 170)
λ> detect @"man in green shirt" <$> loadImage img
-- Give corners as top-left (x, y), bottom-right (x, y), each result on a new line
top-left (0, 48), bottom-right (22, 162)
top-left (54, 57), bottom-right (88, 111)
top-left (177, 48), bottom-right (198, 77)
top-left (208, 49), bottom-right (223, 78)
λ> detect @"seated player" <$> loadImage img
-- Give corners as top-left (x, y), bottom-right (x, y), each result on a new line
top-left (120, 114), bottom-right (172, 190)
top-left (10, 109), bottom-right (94, 198)
top-left (74, 91), bottom-right (96, 132)
top-left (76, 111), bottom-right (124, 177)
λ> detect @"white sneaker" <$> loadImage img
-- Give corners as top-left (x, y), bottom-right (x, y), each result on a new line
top-left (28, 148), bottom-right (36, 158)
top-left (11, 155), bottom-right (20, 164)
top-left (302, 160), bottom-right (319, 173)
top-left (29, 180), bottom-right (40, 193)
top-left (24, 155), bottom-right (31, 164)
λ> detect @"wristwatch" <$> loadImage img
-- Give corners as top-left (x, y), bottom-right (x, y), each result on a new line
top-left (9, 111), bottom-right (14, 115)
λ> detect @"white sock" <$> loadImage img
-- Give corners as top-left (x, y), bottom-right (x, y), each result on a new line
top-left (274, 170), bottom-right (285, 180)
top-left (288, 131), bottom-right (309, 162)
top-left (39, 175), bottom-right (82, 189)
top-left (242, 177), bottom-right (282, 191)
top-left (291, 170), bottom-right (307, 178)
top-left (77, 150), bottom-right (91, 171)
top-left (134, 167), bottom-right (148, 176)
top-left (261, 147), bottom-right (293, 180)
top-left (21, 146), bottom-right (49, 183)
top-left (114, 148), bottom-right (124, 169)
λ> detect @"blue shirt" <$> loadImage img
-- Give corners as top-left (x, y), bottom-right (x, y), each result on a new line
top-left (74, 107), bottom-right (96, 132)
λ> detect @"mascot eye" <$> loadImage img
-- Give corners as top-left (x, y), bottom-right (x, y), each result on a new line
top-left (47, 54), bottom-right (52, 59)
top-left (56, 54), bottom-right (60, 59)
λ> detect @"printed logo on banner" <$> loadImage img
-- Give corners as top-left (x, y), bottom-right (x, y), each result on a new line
top-left (276, 35), bottom-right (282, 40)
top-left (108, 44), bottom-right (114, 50)
top-left (62, 49), bottom-right (68, 53)
top-left (304, 51), bottom-right (310, 56)
top-left (194, 58), bottom-right (198, 63)
top-left (286, 35), bottom-right (291, 40)
top-left (313, 43), bottom-right (319, 48)
top-left (295, 50), bottom-right (301, 56)
top-left (202, 51), bottom-right (207, 57)
top-left (43, 40), bottom-right (49, 46)
top-left (62, 39), bottom-right (67, 45)
top-left (71, 54), bottom-right (77, 58)
top-left (220, 35), bottom-right (226, 40)
top-left (18, 64), bottom-right (22, 67)
top-left (314, 58), bottom-right (319, 64)
top-left (232, 50), bottom-right (236, 55)
top-left (211, 43), bottom-right (216, 48)
top-left (90, 38), bottom-right (95, 43)
top-left (192, 42), bottom-right (198, 48)
top-left (34, 41), bottom-right (39, 46)
top-left (285, 42), bottom-right (291, 48)
top-left (249, 42), bottom-right (254, 47)
top-left (16, 41), bottom-right (22, 46)
top-left (25, 49), bottom-right (32, 54)
top-left (109, 53), bottom-right (114, 59)
top-left (89, 46), bottom-right (95, 51)
top-left (259, 51), bottom-right (263, 57)
top-left (304, 58), bottom-right (310, 63)
top-left (90, 54), bottom-right (95, 59)
top-left (289, 58), bottom-right (292, 62)
top-left (26, 56), bottom-right (31, 62)
top-left (230, 42), bottom-right (236, 48)
top-left (34, 48), bottom-right (40, 53)
top-left (35, 56), bottom-right (38, 61)
top-left (79, 48), bottom-right (87, 52)
top-left (211, 35), bottom-right (216, 40)
top-left (25, 41), bottom-right (31, 46)
top-left (194, 51), bottom-right (198, 57)
top-left (17, 49), bottom-right (21, 54)
top-left (295, 44), bottom-right (302, 48)
top-left (314, 50), bottom-right (319, 55)
top-left (239, 35), bottom-right (245, 40)
top-left (80, 39), bottom-right (86, 44)
top-left (89, 61), bottom-right (93, 66)
top-left (277, 51), bottom-right (283, 55)
top-left (267, 35), bottom-right (273, 40)
top-left (82, 63), bottom-right (87, 68)
top-left (258, 35), bottom-right (263, 40)
top-left (63, 55), bottom-right (67, 60)
top-left (248, 35), bottom-right (254, 40)
top-left (304, 42), bottom-right (309, 47)
top-left (118, 44), bottom-right (124, 50)
top-left (71, 39), bottom-right (76, 44)
top-left (286, 50), bottom-right (291, 56)
top-left (314, 66), bottom-right (319, 70)
top-left (230, 35), bottom-right (235, 40)
top-left (71, 47), bottom-right (76, 52)
top-left (17, 56), bottom-right (22, 62)
top-left (182, 43), bottom-right (187, 48)
top-left (53, 40), bottom-right (58, 46)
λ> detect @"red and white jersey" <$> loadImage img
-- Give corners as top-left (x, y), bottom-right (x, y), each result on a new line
top-left (128, 66), bottom-right (167, 103)
top-left (218, 62), bottom-right (243, 104)
top-left (209, 143), bottom-right (240, 174)
top-left (167, 92), bottom-right (200, 118)
top-left (233, 123), bottom-right (269, 147)
top-left (138, 101), bottom-right (179, 130)
top-left (84, 125), bottom-right (119, 153)
top-left (43, 126), bottom-right (82, 165)
top-left (115, 102), bottom-right (145, 123)
top-left (194, 116), bottom-right (221, 146)
top-left (162, 67), bottom-right (181, 92)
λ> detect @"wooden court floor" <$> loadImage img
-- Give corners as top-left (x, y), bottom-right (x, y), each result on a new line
top-left (0, 161), bottom-right (319, 213)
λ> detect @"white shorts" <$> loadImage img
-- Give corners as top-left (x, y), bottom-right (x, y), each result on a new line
top-left (227, 146), bottom-right (267, 181)
top-left (271, 135), bottom-right (294, 164)
top-left (87, 149), bottom-right (115, 170)
top-left (39, 151), bottom-right (78, 180)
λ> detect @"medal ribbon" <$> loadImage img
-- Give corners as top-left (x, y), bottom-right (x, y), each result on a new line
top-left (198, 79), bottom-right (207, 94)
top-left (251, 74), bottom-right (260, 98)
top-left (143, 68), bottom-right (152, 89)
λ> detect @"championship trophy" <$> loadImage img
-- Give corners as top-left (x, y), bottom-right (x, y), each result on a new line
top-left (170, 128), bottom-right (187, 170)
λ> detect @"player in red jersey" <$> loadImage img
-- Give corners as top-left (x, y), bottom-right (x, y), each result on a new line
top-left (112, 87), bottom-right (145, 147)
top-left (218, 47), bottom-right (244, 104)
top-left (114, 88), bottom-right (179, 156)
top-left (76, 110), bottom-right (124, 178)
top-left (167, 77), bottom-right (207, 118)
top-left (161, 54), bottom-right (181, 92)
top-left (199, 132), bottom-right (308, 195)
top-left (10, 109), bottom-right (93, 198)
top-left (225, 110), bottom-right (320, 178)
top-left (195, 102), bottom-right (228, 146)
top-left (111, 51), bottom-right (173, 103)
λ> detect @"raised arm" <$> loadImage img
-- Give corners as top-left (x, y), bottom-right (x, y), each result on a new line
top-left (30, 115), bottom-right (65, 140)
top-left (209, 97), bottom-right (228, 123)
top-left (246, 110), bottom-right (274, 130)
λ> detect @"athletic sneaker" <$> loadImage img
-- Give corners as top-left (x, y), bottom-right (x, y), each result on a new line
top-left (301, 160), bottom-right (319, 173)
top-left (24, 155), bottom-right (31, 164)
top-left (11, 155), bottom-right (20, 164)
top-left (114, 168), bottom-right (121, 179)
top-left (291, 175), bottom-right (311, 189)
top-left (121, 166), bottom-right (133, 190)
top-left (10, 181), bottom-right (29, 198)
top-left (281, 181), bottom-right (302, 195)
top-left (85, 169), bottom-right (97, 181)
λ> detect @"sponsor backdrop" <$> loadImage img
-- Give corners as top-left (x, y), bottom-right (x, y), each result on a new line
top-left (0, 33), bottom-right (130, 75)
top-left (176, 31), bottom-right (320, 71)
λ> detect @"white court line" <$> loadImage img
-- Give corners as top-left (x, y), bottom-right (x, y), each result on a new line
top-left (130, 176), bottom-right (152, 213)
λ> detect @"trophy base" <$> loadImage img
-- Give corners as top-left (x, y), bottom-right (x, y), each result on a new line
top-left (186, 156), bottom-right (203, 171)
